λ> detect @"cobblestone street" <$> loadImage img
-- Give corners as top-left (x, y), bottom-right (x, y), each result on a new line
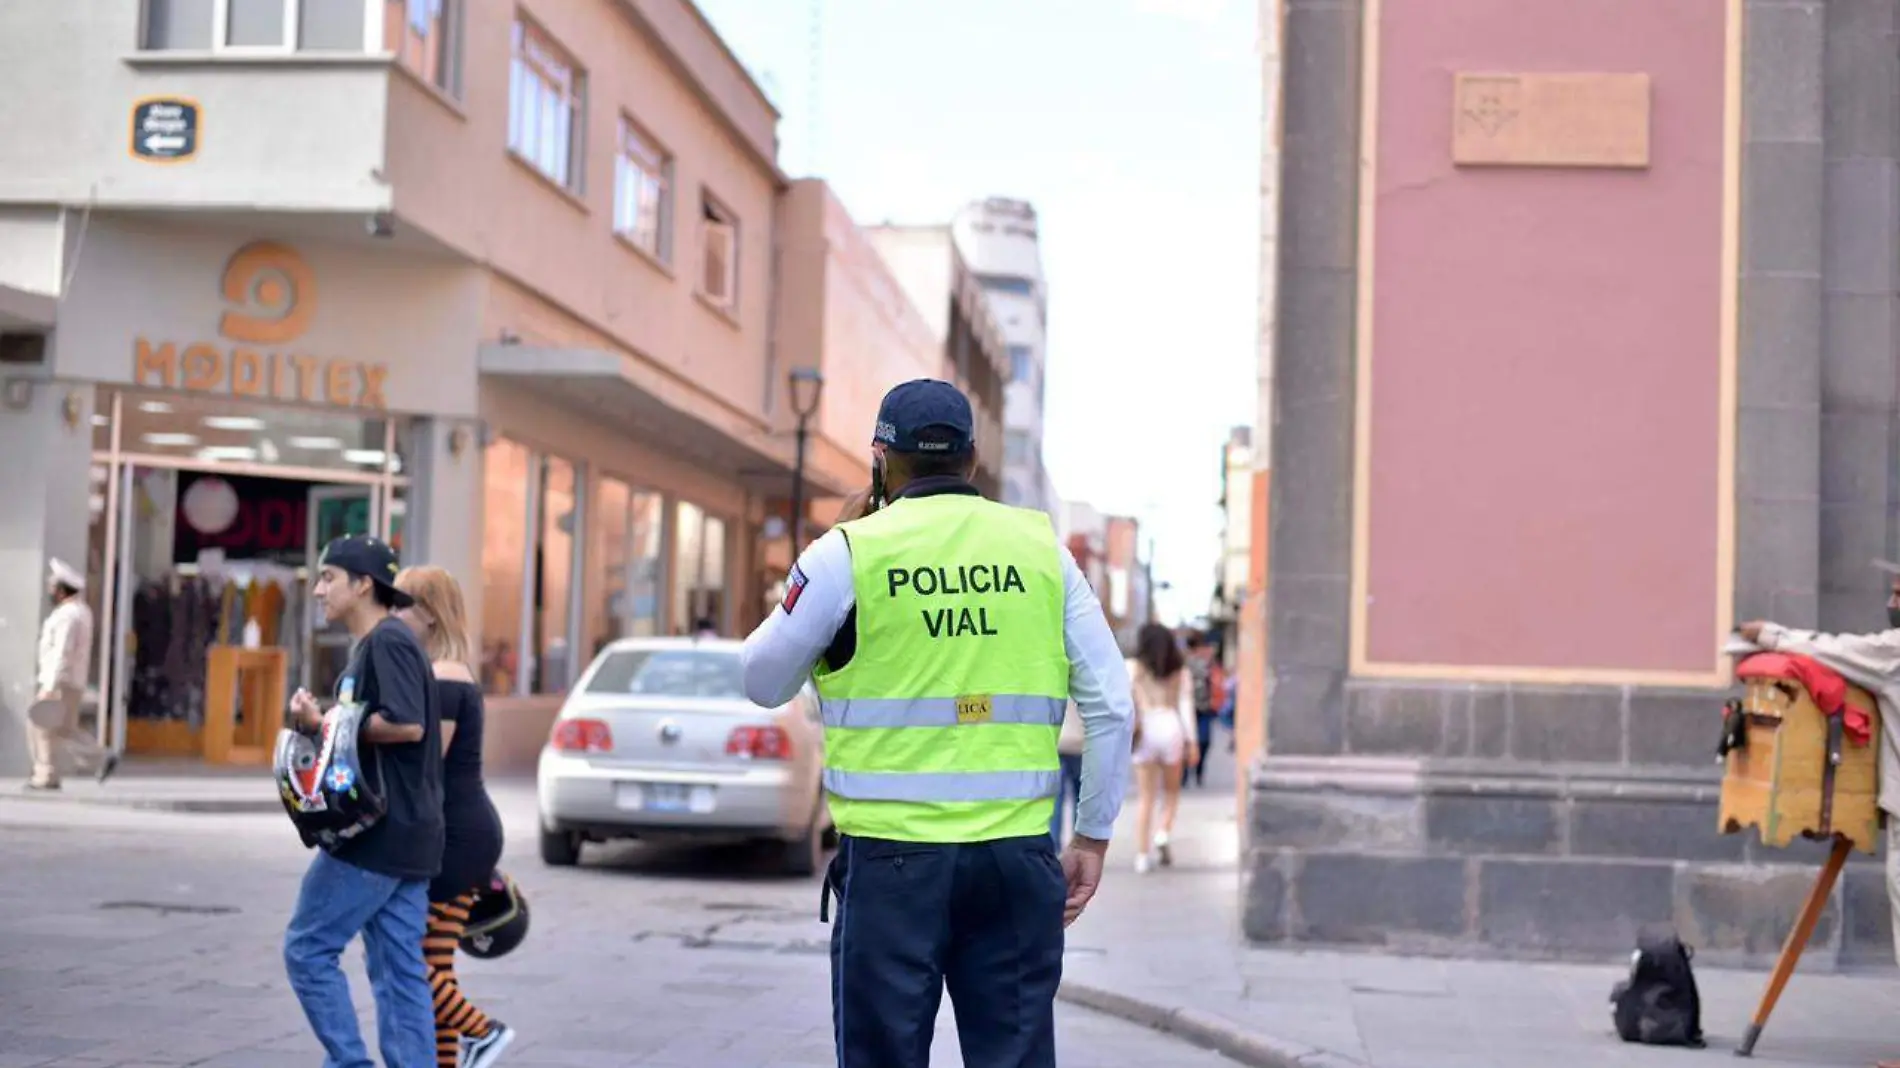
top-left (0, 783), bottom-right (1233, 1068)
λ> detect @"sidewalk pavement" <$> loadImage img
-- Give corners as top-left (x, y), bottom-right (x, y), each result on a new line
top-left (1057, 755), bottom-right (1900, 1068)
top-left (0, 758), bottom-right (280, 813)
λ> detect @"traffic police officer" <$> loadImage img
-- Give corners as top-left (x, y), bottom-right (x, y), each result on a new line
top-left (741, 379), bottom-right (1135, 1068)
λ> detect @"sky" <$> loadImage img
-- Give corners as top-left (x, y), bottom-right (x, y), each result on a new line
top-left (694, 0), bottom-right (1262, 623)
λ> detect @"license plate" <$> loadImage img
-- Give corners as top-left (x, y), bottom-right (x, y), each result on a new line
top-left (615, 782), bottom-right (711, 814)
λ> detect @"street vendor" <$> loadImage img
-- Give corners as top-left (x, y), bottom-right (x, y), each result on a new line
top-left (1737, 561), bottom-right (1900, 1017)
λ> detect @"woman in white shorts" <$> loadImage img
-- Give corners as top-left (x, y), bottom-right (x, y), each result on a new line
top-left (1126, 622), bottom-right (1199, 873)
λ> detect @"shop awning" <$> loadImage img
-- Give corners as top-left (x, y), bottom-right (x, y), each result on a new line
top-left (0, 282), bottom-right (54, 331)
top-left (477, 343), bottom-right (856, 498)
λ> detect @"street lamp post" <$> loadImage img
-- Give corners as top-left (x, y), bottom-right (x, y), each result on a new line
top-left (788, 367), bottom-right (825, 552)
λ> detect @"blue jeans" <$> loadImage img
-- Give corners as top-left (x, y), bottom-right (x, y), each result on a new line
top-left (1048, 753), bottom-right (1084, 844)
top-left (284, 850), bottom-right (436, 1068)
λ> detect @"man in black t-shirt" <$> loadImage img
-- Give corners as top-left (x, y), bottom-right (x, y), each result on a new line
top-left (283, 535), bottom-right (443, 1068)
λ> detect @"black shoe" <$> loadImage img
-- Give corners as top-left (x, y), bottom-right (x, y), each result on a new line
top-left (23, 781), bottom-right (60, 792)
top-left (97, 754), bottom-right (119, 785)
top-left (462, 1022), bottom-right (515, 1068)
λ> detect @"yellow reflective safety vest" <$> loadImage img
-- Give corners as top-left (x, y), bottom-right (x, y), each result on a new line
top-left (813, 492), bottom-right (1070, 842)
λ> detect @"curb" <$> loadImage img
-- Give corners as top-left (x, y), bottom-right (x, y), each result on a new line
top-left (1057, 979), bottom-right (1368, 1068)
top-left (2, 792), bottom-right (280, 815)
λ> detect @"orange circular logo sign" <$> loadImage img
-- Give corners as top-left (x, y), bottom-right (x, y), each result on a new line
top-left (217, 241), bottom-right (316, 345)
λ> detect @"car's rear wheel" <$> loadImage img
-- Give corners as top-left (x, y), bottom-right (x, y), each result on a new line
top-left (540, 826), bottom-right (581, 867)
top-left (781, 821), bottom-right (823, 877)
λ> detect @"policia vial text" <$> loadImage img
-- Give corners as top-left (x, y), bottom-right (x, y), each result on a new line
top-left (887, 564), bottom-right (1027, 638)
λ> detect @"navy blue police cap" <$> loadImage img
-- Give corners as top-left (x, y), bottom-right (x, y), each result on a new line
top-left (873, 379), bottom-right (974, 455)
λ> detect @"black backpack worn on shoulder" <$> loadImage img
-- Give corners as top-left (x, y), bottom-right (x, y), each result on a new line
top-left (1610, 930), bottom-right (1705, 1048)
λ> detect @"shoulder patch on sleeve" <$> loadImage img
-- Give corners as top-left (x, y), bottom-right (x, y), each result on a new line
top-left (781, 564), bottom-right (809, 614)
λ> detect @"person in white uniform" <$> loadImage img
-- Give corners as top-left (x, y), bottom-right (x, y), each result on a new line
top-left (28, 558), bottom-right (116, 790)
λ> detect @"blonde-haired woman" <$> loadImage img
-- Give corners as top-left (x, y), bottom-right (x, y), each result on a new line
top-left (394, 567), bottom-right (513, 1068)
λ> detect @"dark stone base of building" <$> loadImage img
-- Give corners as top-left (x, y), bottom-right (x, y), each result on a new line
top-left (1243, 682), bottom-right (1895, 968)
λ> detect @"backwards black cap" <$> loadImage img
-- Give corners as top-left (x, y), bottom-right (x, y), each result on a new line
top-left (319, 534), bottom-right (413, 608)
top-left (873, 379), bottom-right (974, 455)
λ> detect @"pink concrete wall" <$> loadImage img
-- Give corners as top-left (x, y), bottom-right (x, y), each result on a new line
top-left (1363, 0), bottom-right (1728, 673)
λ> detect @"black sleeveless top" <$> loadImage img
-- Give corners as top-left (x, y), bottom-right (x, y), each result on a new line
top-left (440, 680), bottom-right (489, 807)
top-left (432, 678), bottom-right (503, 901)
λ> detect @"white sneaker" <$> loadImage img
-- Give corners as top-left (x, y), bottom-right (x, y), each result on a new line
top-left (1154, 831), bottom-right (1173, 867)
top-left (1134, 852), bottom-right (1154, 875)
top-left (460, 1023), bottom-right (515, 1068)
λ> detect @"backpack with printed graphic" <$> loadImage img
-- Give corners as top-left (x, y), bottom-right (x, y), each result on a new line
top-left (1187, 656), bottom-right (1214, 711)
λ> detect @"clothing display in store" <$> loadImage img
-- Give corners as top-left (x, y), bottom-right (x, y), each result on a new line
top-left (127, 565), bottom-right (305, 726)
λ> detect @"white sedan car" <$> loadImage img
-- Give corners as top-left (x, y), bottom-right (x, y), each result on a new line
top-left (535, 637), bottom-right (833, 876)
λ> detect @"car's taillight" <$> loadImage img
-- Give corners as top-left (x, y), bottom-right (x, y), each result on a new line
top-left (726, 725), bottom-right (792, 760)
top-left (550, 718), bottom-right (613, 753)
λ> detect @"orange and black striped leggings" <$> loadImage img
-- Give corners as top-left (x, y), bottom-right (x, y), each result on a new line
top-left (426, 894), bottom-right (495, 1068)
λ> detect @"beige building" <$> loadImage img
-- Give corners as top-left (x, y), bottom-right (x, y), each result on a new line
top-left (0, 0), bottom-right (863, 774)
top-left (862, 225), bottom-right (1009, 499)
top-left (762, 179), bottom-right (979, 600)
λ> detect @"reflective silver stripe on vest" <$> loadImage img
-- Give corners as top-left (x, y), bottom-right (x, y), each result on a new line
top-left (823, 768), bottom-right (1060, 802)
top-left (819, 694), bottom-right (1065, 730)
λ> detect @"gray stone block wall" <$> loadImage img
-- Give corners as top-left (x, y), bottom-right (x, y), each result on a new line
top-left (1819, 0), bottom-right (1900, 631)
top-left (1243, 754), bottom-right (1892, 966)
top-left (1339, 680), bottom-right (1716, 767)
top-left (1737, 0), bottom-right (1823, 629)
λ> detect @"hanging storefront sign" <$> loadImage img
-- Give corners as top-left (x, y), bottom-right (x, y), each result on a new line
top-left (173, 471), bottom-right (373, 564)
top-left (132, 242), bottom-right (390, 410)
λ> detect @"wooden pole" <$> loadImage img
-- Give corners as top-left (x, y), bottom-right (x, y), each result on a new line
top-left (1735, 834), bottom-right (1853, 1057)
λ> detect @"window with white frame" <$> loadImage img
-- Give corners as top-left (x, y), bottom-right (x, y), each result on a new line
top-left (479, 437), bottom-right (586, 696)
top-left (615, 118), bottom-right (672, 261)
top-left (699, 194), bottom-right (739, 312)
top-left (672, 501), bottom-right (727, 635)
top-left (509, 17), bottom-right (586, 192)
top-left (143, 0), bottom-right (456, 58)
top-left (382, 0), bottom-right (458, 92)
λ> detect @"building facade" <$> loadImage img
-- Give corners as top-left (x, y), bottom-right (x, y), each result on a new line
top-left (763, 178), bottom-right (957, 598)
top-left (1209, 426), bottom-right (1253, 665)
top-left (1064, 502), bottom-right (1151, 651)
top-left (951, 197), bottom-right (1058, 521)
top-left (1253, 0), bottom-right (1900, 964)
top-left (862, 225), bottom-right (1008, 498)
top-left (0, 0), bottom-right (859, 776)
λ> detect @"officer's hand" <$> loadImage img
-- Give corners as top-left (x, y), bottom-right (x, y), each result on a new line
top-left (1060, 836), bottom-right (1109, 927)
top-left (837, 486), bottom-right (877, 523)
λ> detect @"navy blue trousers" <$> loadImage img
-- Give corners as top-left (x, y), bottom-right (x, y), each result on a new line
top-left (826, 833), bottom-right (1066, 1068)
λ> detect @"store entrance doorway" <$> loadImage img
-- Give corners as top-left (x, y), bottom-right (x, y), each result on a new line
top-left (100, 466), bottom-right (402, 764)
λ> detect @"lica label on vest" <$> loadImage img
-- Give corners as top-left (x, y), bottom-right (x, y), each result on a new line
top-left (955, 696), bottom-right (994, 724)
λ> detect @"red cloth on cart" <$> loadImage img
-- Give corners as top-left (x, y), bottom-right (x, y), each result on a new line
top-left (1735, 652), bottom-right (1873, 745)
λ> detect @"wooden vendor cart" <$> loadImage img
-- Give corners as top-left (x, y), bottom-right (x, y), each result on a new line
top-left (1718, 654), bottom-right (1881, 1058)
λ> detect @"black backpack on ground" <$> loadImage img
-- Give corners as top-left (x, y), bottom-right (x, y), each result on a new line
top-left (1610, 930), bottom-right (1705, 1048)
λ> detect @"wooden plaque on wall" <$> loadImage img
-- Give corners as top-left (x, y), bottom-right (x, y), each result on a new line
top-left (1452, 72), bottom-right (1651, 169)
